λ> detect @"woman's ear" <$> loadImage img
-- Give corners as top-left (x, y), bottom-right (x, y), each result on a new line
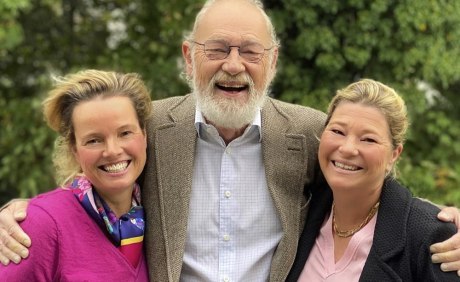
top-left (71, 143), bottom-right (79, 163)
top-left (387, 144), bottom-right (403, 171)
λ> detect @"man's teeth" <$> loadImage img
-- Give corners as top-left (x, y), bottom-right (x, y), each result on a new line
top-left (103, 161), bottom-right (128, 173)
top-left (334, 161), bottom-right (359, 171)
top-left (219, 83), bottom-right (245, 88)
top-left (217, 82), bottom-right (247, 91)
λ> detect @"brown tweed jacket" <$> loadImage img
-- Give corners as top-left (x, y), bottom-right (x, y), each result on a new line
top-left (141, 94), bottom-right (326, 281)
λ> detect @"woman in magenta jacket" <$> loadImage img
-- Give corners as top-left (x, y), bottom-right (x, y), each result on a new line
top-left (0, 69), bottom-right (151, 281)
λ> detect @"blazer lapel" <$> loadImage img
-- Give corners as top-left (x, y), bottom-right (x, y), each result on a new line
top-left (360, 179), bottom-right (410, 280)
top-left (261, 99), bottom-right (310, 280)
top-left (154, 97), bottom-right (196, 281)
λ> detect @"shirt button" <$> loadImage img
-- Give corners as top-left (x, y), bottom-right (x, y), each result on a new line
top-left (225, 147), bottom-right (231, 154)
top-left (223, 234), bottom-right (230, 241)
top-left (223, 277), bottom-right (230, 282)
top-left (224, 191), bottom-right (231, 198)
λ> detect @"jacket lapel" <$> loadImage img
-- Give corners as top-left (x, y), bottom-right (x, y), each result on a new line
top-left (360, 179), bottom-right (410, 280)
top-left (261, 99), bottom-right (309, 280)
top-left (154, 97), bottom-right (196, 281)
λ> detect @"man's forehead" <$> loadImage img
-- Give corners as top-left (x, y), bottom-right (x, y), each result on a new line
top-left (204, 32), bottom-right (265, 43)
top-left (194, 0), bottom-right (271, 43)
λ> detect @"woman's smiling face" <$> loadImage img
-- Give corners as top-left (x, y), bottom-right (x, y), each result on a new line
top-left (71, 95), bottom-right (147, 197)
top-left (319, 102), bottom-right (402, 195)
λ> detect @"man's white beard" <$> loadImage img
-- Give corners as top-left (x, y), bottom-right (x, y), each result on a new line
top-left (192, 70), bottom-right (269, 129)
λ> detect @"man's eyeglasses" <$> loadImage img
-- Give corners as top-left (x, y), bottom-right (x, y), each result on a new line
top-left (192, 40), bottom-right (273, 63)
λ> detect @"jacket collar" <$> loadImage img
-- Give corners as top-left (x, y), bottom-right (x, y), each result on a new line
top-left (371, 178), bottom-right (412, 259)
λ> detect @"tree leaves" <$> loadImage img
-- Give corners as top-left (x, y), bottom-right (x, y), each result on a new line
top-left (0, 0), bottom-right (459, 206)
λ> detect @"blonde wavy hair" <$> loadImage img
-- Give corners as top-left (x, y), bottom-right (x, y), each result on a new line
top-left (42, 69), bottom-right (152, 186)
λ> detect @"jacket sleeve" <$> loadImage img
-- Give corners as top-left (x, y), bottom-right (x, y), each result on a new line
top-left (414, 209), bottom-right (458, 281)
top-left (0, 202), bottom-right (59, 281)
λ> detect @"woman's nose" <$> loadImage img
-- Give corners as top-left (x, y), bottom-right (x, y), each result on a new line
top-left (338, 138), bottom-right (359, 156)
top-left (103, 138), bottom-right (123, 157)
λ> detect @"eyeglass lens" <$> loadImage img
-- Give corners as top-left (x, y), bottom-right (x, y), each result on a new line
top-left (203, 40), bottom-right (266, 62)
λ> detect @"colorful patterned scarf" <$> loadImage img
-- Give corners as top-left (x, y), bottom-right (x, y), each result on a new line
top-left (69, 175), bottom-right (145, 267)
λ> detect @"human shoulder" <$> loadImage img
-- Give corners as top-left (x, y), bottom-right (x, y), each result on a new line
top-left (151, 94), bottom-right (193, 114)
top-left (19, 190), bottom-right (69, 256)
top-left (404, 196), bottom-right (458, 280)
top-left (267, 97), bottom-right (325, 116)
top-left (1, 197), bottom-right (60, 280)
top-left (265, 97), bottom-right (326, 132)
top-left (385, 180), bottom-right (458, 259)
top-left (25, 188), bottom-right (87, 230)
top-left (408, 197), bottom-right (457, 239)
top-left (383, 180), bottom-right (456, 238)
top-left (149, 94), bottom-right (194, 126)
top-left (374, 181), bottom-right (458, 280)
top-left (29, 188), bottom-right (78, 214)
top-left (8, 189), bottom-right (88, 280)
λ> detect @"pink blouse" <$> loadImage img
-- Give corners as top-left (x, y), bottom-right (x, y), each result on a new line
top-left (298, 209), bottom-right (378, 282)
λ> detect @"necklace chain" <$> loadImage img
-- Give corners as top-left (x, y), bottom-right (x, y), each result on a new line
top-left (332, 201), bottom-right (380, 238)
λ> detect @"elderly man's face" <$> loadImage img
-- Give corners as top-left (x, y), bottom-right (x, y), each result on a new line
top-left (183, 0), bottom-right (278, 129)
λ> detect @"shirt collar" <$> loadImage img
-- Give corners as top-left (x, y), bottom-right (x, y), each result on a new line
top-left (194, 108), bottom-right (262, 142)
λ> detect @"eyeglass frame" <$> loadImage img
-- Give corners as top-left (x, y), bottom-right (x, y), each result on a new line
top-left (190, 39), bottom-right (275, 63)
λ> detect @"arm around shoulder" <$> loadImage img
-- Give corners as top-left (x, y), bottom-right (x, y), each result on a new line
top-left (0, 199), bottom-right (31, 264)
top-left (415, 204), bottom-right (459, 281)
top-left (0, 201), bottom-right (59, 281)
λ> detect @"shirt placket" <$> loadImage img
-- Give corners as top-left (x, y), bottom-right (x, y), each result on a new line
top-left (219, 144), bottom-right (236, 282)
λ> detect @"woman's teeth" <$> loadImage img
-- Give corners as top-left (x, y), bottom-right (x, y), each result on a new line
top-left (103, 161), bottom-right (128, 173)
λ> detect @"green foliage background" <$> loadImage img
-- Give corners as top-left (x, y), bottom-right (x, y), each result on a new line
top-left (1, 0), bottom-right (459, 206)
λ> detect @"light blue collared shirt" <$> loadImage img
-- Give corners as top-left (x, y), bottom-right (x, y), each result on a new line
top-left (180, 109), bottom-right (283, 282)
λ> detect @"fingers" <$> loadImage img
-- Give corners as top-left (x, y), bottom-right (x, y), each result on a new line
top-left (439, 260), bottom-right (460, 274)
top-left (0, 250), bottom-right (10, 266)
top-left (10, 200), bottom-right (29, 223)
top-left (0, 227), bottom-right (29, 264)
top-left (13, 210), bottom-right (27, 222)
top-left (431, 231), bottom-right (460, 255)
top-left (438, 207), bottom-right (460, 227)
top-left (434, 257), bottom-right (460, 276)
top-left (432, 206), bottom-right (460, 274)
top-left (0, 201), bottom-right (31, 264)
top-left (432, 248), bottom-right (460, 263)
top-left (0, 200), bottom-right (31, 247)
top-left (431, 233), bottom-right (460, 275)
top-left (0, 237), bottom-right (20, 265)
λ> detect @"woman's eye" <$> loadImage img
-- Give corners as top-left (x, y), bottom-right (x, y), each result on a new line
top-left (362, 137), bottom-right (376, 143)
top-left (85, 139), bottom-right (100, 145)
top-left (331, 129), bottom-right (344, 135)
top-left (121, 131), bottom-right (132, 137)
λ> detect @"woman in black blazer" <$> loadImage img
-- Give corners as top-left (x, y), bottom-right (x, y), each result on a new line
top-left (288, 79), bottom-right (458, 281)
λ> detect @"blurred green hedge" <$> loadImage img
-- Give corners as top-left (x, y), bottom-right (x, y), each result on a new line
top-left (1, 0), bottom-right (459, 206)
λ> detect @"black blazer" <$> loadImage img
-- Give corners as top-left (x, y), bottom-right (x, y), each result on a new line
top-left (287, 178), bottom-right (458, 281)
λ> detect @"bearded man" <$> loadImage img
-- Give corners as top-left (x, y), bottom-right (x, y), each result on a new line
top-left (142, 1), bottom-right (325, 280)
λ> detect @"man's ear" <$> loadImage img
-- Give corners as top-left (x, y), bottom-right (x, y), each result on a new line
top-left (182, 41), bottom-right (193, 78)
top-left (269, 47), bottom-right (279, 81)
top-left (271, 47), bottom-right (278, 70)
